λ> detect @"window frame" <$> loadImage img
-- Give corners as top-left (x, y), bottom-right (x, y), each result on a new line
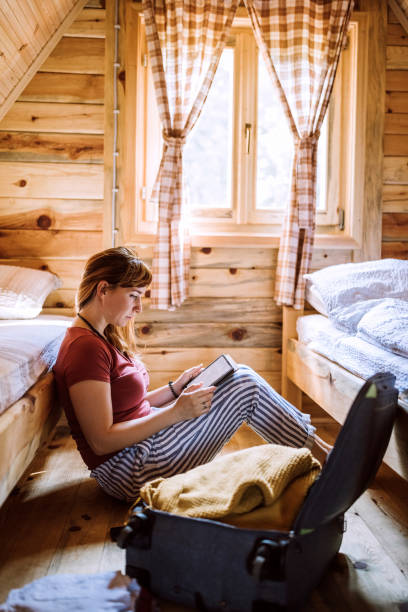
top-left (118, 5), bottom-right (372, 251)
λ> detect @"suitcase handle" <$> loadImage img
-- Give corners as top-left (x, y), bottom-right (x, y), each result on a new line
top-left (249, 538), bottom-right (289, 583)
top-left (111, 510), bottom-right (150, 549)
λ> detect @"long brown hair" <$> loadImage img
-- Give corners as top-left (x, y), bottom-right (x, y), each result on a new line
top-left (76, 247), bottom-right (152, 357)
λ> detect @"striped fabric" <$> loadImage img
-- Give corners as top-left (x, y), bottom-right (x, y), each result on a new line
top-left (143, 0), bottom-right (239, 310)
top-left (0, 315), bottom-right (72, 415)
top-left (245, 0), bottom-right (353, 309)
top-left (91, 366), bottom-right (315, 502)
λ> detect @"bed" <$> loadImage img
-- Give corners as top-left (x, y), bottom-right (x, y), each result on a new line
top-left (0, 265), bottom-right (72, 506)
top-left (281, 258), bottom-right (408, 482)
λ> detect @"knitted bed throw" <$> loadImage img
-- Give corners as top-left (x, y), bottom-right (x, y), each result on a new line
top-left (140, 444), bottom-right (321, 531)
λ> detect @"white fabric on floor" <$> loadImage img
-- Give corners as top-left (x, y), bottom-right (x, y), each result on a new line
top-left (0, 571), bottom-right (141, 612)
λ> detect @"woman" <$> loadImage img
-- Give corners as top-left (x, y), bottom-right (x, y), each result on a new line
top-left (54, 246), bottom-right (329, 502)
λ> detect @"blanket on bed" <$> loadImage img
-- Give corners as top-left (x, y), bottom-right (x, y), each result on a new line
top-left (304, 259), bottom-right (408, 359)
top-left (140, 445), bottom-right (321, 531)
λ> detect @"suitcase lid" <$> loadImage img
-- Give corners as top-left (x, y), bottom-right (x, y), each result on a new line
top-left (294, 372), bottom-right (398, 533)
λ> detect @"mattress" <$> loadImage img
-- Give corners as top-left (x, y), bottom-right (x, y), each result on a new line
top-left (296, 314), bottom-right (408, 395)
top-left (0, 315), bottom-right (72, 416)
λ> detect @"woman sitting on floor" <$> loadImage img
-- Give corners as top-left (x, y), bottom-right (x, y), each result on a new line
top-left (53, 246), bottom-right (331, 502)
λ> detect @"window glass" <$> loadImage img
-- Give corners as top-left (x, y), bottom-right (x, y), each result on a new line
top-left (255, 54), bottom-right (328, 213)
top-left (256, 55), bottom-right (293, 211)
top-left (184, 49), bottom-right (234, 209)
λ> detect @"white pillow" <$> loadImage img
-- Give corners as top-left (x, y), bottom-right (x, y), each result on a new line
top-left (0, 265), bottom-right (61, 319)
top-left (304, 259), bottom-right (408, 315)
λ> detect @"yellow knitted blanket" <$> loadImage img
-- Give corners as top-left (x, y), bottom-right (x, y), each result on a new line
top-left (140, 445), bottom-right (321, 531)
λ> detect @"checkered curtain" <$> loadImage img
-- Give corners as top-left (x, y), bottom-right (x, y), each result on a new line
top-left (245, 0), bottom-right (353, 309)
top-left (143, 0), bottom-right (239, 310)
top-left (389, 0), bottom-right (408, 33)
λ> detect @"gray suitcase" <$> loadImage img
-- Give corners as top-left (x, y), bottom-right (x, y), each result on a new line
top-left (113, 372), bottom-right (398, 610)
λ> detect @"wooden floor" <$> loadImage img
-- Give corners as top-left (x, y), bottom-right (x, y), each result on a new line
top-left (0, 417), bottom-right (408, 611)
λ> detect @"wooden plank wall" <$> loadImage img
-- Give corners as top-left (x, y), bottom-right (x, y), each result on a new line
top-left (383, 7), bottom-right (408, 259)
top-left (0, 1), bottom-right (105, 312)
top-left (131, 247), bottom-right (352, 391)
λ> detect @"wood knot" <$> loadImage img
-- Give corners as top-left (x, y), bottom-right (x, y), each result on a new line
top-left (18, 179), bottom-right (27, 187)
top-left (200, 247), bottom-right (212, 254)
top-left (37, 214), bottom-right (51, 229)
top-left (231, 328), bottom-right (247, 342)
top-left (118, 69), bottom-right (126, 82)
top-left (229, 267), bottom-right (237, 275)
top-left (140, 325), bottom-right (151, 335)
top-left (41, 265), bottom-right (49, 271)
top-left (81, 514), bottom-right (91, 521)
top-left (56, 302), bottom-right (64, 308)
top-left (145, 289), bottom-right (151, 298)
top-left (68, 526), bottom-right (81, 532)
top-left (192, 275), bottom-right (197, 281)
top-left (31, 116), bottom-right (38, 122)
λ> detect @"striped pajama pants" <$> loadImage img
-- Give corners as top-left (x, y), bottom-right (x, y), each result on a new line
top-left (90, 365), bottom-right (315, 502)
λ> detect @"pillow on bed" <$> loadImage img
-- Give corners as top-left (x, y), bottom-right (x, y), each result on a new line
top-left (304, 258), bottom-right (408, 316)
top-left (0, 265), bottom-right (61, 319)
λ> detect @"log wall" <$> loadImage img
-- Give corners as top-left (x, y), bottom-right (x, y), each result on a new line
top-left (0, 2), bottom-right (405, 393)
top-left (0, 2), bottom-right (105, 315)
top-left (383, 7), bottom-right (408, 259)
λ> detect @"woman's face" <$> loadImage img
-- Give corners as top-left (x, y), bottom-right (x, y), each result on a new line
top-left (103, 285), bottom-right (147, 327)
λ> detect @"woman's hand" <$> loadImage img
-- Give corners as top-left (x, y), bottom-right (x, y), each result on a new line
top-left (172, 364), bottom-right (204, 396)
top-left (171, 382), bottom-right (216, 423)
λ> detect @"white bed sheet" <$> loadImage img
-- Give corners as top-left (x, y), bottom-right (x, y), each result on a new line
top-left (296, 314), bottom-right (408, 394)
top-left (0, 314), bottom-right (72, 416)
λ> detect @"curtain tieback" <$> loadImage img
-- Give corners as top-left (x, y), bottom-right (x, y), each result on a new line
top-left (296, 133), bottom-right (320, 148)
top-left (163, 131), bottom-right (186, 148)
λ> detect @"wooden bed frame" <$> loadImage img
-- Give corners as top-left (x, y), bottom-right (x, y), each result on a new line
top-left (0, 372), bottom-right (61, 507)
top-left (281, 306), bottom-right (408, 482)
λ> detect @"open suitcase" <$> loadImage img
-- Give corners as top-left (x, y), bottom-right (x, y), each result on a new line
top-left (113, 372), bottom-right (399, 611)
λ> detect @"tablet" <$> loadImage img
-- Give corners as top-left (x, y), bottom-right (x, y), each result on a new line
top-left (185, 354), bottom-right (238, 388)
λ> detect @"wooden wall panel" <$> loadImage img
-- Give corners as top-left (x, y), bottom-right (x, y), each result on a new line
top-left (0, 199), bottom-right (103, 230)
top-left (65, 8), bottom-right (106, 37)
top-left (0, 230), bottom-right (102, 258)
top-left (384, 134), bottom-right (408, 156)
top-left (0, 162), bottom-right (103, 199)
top-left (0, 102), bottom-right (104, 133)
top-left (19, 73), bottom-right (104, 104)
top-left (383, 7), bottom-right (408, 258)
top-left (382, 185), bottom-right (408, 212)
top-left (0, 258), bottom-right (86, 288)
top-left (0, 132), bottom-right (103, 163)
top-left (40, 38), bottom-right (104, 74)
top-left (135, 322), bottom-right (282, 349)
top-left (0, 7), bottom-right (105, 324)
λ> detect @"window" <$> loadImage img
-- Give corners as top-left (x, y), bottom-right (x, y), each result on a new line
top-left (184, 28), bottom-right (333, 229)
top-left (121, 6), bottom-right (369, 249)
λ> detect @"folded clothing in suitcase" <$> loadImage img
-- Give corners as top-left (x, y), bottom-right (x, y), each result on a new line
top-left (114, 373), bottom-right (398, 611)
top-left (139, 444), bottom-right (321, 532)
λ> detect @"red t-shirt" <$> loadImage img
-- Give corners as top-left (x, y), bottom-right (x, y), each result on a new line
top-left (53, 327), bottom-right (151, 469)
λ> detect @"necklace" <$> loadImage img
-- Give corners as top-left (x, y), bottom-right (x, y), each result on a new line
top-left (77, 312), bottom-right (130, 360)
top-left (77, 313), bottom-right (107, 342)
